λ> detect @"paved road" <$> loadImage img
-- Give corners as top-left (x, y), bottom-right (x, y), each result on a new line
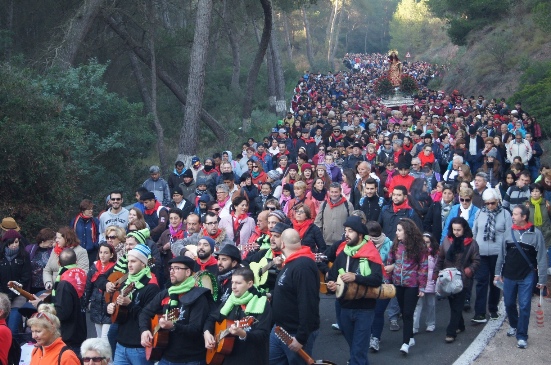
top-left (313, 290), bottom-right (486, 365)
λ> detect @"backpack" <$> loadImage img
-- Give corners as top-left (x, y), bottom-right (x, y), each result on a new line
top-left (436, 268), bottom-right (463, 297)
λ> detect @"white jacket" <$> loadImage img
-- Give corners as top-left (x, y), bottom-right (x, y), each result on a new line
top-left (507, 139), bottom-right (532, 164)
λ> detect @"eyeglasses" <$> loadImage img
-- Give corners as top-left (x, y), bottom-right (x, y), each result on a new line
top-left (82, 357), bottom-right (106, 364)
top-left (485, 201), bottom-right (497, 206)
top-left (253, 166), bottom-right (259, 169)
top-left (211, 207), bottom-right (221, 212)
top-left (106, 236), bottom-right (117, 240)
top-left (205, 221), bottom-right (218, 225)
top-left (266, 207), bottom-right (276, 211)
top-left (31, 312), bottom-right (54, 326)
top-left (295, 210), bottom-right (306, 214)
top-left (169, 266), bottom-right (189, 272)
top-left (460, 198), bottom-right (471, 202)
top-left (111, 198), bottom-right (122, 201)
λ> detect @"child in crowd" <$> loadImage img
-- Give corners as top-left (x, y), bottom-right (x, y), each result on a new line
top-left (413, 232), bottom-right (439, 334)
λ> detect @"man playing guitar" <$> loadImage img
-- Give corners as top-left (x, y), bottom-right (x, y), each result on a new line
top-left (204, 267), bottom-right (272, 365)
top-left (139, 256), bottom-right (213, 365)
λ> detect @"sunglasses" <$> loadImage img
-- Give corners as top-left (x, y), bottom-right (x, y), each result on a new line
top-left (252, 166), bottom-right (259, 169)
top-left (111, 198), bottom-right (122, 201)
top-left (31, 312), bottom-right (54, 326)
top-left (211, 208), bottom-right (221, 212)
top-left (106, 236), bottom-right (117, 240)
top-left (82, 357), bottom-right (106, 364)
top-left (460, 198), bottom-right (471, 202)
top-left (266, 207), bottom-right (276, 211)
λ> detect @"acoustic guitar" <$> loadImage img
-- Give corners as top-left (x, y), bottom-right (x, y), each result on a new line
top-left (274, 326), bottom-right (337, 365)
top-left (7, 281), bottom-right (52, 303)
top-left (249, 257), bottom-right (278, 286)
top-left (104, 257), bottom-right (156, 303)
top-left (110, 282), bottom-right (135, 323)
top-left (145, 308), bottom-right (180, 361)
top-left (206, 316), bottom-right (256, 365)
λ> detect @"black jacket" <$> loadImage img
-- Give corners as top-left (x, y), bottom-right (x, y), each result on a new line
top-left (359, 195), bottom-right (382, 222)
top-left (84, 264), bottom-right (115, 324)
top-left (272, 256), bottom-right (320, 345)
top-left (116, 280), bottom-right (161, 348)
top-left (423, 202), bottom-right (444, 243)
top-left (0, 247), bottom-right (31, 300)
top-left (296, 223), bottom-right (326, 253)
top-left (139, 287), bottom-right (212, 363)
top-left (378, 204), bottom-right (423, 240)
top-left (53, 280), bottom-right (87, 348)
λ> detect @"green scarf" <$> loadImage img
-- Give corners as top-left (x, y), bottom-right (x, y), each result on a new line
top-left (220, 289), bottom-right (267, 316)
top-left (343, 238), bottom-right (371, 276)
top-left (531, 197), bottom-right (543, 226)
top-left (258, 235), bottom-right (271, 251)
top-left (123, 266), bottom-right (151, 297)
top-left (52, 264), bottom-right (77, 297)
top-left (167, 276), bottom-right (196, 307)
top-left (114, 253), bottom-right (128, 273)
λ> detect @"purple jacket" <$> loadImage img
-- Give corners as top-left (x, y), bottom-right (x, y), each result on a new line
top-left (387, 242), bottom-right (428, 290)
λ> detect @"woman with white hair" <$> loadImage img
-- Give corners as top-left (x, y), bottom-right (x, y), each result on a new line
top-left (81, 338), bottom-right (112, 365)
top-left (471, 188), bottom-right (512, 323)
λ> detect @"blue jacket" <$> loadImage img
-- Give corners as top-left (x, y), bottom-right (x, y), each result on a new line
top-left (440, 204), bottom-right (479, 244)
top-left (71, 215), bottom-right (100, 252)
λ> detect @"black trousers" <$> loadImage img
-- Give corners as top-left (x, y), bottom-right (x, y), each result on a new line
top-left (395, 286), bottom-right (419, 344)
top-left (447, 288), bottom-right (467, 337)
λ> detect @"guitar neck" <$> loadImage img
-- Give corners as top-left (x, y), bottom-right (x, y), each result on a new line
top-left (296, 349), bottom-right (315, 365)
top-left (11, 287), bottom-right (35, 301)
top-left (261, 260), bottom-right (277, 275)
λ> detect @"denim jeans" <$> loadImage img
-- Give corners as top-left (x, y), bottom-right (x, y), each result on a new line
top-left (339, 308), bottom-right (374, 365)
top-left (547, 247), bottom-right (551, 268)
top-left (370, 298), bottom-right (390, 339)
top-left (158, 360), bottom-right (205, 365)
top-left (114, 344), bottom-right (153, 365)
top-left (503, 271), bottom-right (535, 341)
top-left (395, 286), bottom-right (419, 344)
top-left (108, 322), bottom-right (119, 360)
top-left (387, 296), bottom-right (400, 321)
top-left (474, 255), bottom-right (501, 315)
top-left (7, 308), bottom-right (22, 337)
top-left (447, 288), bottom-right (466, 337)
top-left (334, 299), bottom-right (342, 329)
top-left (269, 326), bottom-right (319, 365)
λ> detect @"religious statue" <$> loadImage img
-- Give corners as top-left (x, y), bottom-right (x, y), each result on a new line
top-left (387, 50), bottom-right (402, 87)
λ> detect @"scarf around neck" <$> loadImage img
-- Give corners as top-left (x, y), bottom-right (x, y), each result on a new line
top-left (4, 246), bottom-right (19, 261)
top-left (124, 266), bottom-right (152, 293)
top-left (73, 213), bottom-right (98, 243)
top-left (196, 255), bottom-right (218, 271)
top-left (145, 200), bottom-right (161, 215)
top-left (338, 237), bottom-right (383, 276)
top-left (512, 222), bottom-right (533, 230)
top-left (167, 276), bottom-right (195, 308)
top-left (220, 288), bottom-right (267, 316)
top-left (283, 246), bottom-right (315, 266)
top-left (481, 204), bottom-right (503, 242)
top-left (293, 219), bottom-right (314, 239)
top-left (311, 188), bottom-right (327, 202)
top-left (530, 197), bottom-right (543, 226)
top-left (169, 222), bottom-right (184, 238)
top-left (53, 243), bottom-right (64, 256)
top-left (91, 261), bottom-right (116, 283)
top-left (393, 200), bottom-right (412, 213)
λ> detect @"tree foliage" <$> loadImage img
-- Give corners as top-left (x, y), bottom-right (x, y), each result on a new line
top-left (0, 60), bottom-right (153, 236)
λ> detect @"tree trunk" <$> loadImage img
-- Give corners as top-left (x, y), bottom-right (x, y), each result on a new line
top-left (301, 6), bottom-right (315, 69)
top-left (266, 43), bottom-right (277, 113)
top-left (282, 13), bottom-right (293, 61)
top-left (103, 11), bottom-right (225, 142)
top-left (179, 0), bottom-right (214, 155)
top-left (51, 0), bottom-right (105, 70)
top-left (224, 6), bottom-right (241, 92)
top-left (270, 26), bottom-right (286, 116)
top-left (326, 0), bottom-right (338, 66)
top-left (329, 4), bottom-right (344, 70)
top-left (241, 0), bottom-right (272, 132)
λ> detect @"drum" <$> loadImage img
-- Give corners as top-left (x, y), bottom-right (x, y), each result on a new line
top-left (193, 270), bottom-right (219, 301)
top-left (335, 276), bottom-right (396, 300)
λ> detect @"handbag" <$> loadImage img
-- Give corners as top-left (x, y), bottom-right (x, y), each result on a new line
top-left (510, 228), bottom-right (534, 270)
top-left (436, 242), bottom-right (472, 297)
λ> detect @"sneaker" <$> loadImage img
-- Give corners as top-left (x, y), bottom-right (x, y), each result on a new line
top-left (413, 328), bottom-right (419, 334)
top-left (471, 314), bottom-right (488, 323)
top-left (400, 343), bottom-right (409, 355)
top-left (463, 299), bottom-right (471, 311)
top-left (445, 336), bottom-right (455, 343)
top-left (369, 337), bottom-right (380, 352)
top-left (389, 319), bottom-right (400, 331)
top-left (426, 325), bottom-right (435, 332)
top-left (331, 323), bottom-right (340, 331)
top-left (490, 312), bottom-right (499, 320)
top-left (507, 328), bottom-right (517, 337)
top-left (517, 339), bottom-right (527, 349)
top-left (409, 338), bottom-right (415, 347)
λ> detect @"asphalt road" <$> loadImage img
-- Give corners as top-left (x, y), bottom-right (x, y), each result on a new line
top-left (313, 290), bottom-right (486, 365)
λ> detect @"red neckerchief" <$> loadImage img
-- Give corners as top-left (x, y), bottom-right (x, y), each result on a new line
top-left (203, 228), bottom-right (222, 240)
top-left (255, 152), bottom-right (267, 162)
top-left (91, 261), bottom-right (116, 283)
top-left (196, 256), bottom-right (218, 271)
top-left (331, 133), bottom-right (344, 141)
top-left (336, 239), bottom-right (383, 265)
top-left (54, 243), bottom-right (64, 256)
top-left (366, 152), bottom-right (377, 161)
top-left (284, 246), bottom-right (315, 266)
top-left (446, 237), bottom-right (473, 246)
top-left (292, 219), bottom-right (314, 239)
top-left (60, 267), bottom-right (87, 298)
top-left (512, 222), bottom-right (533, 230)
top-left (403, 143), bottom-right (413, 152)
top-left (73, 213), bottom-right (98, 243)
top-left (232, 212), bottom-right (249, 232)
top-left (393, 149), bottom-right (402, 163)
top-left (145, 200), bottom-right (161, 215)
top-left (393, 200), bottom-right (412, 213)
top-left (328, 196), bottom-right (347, 209)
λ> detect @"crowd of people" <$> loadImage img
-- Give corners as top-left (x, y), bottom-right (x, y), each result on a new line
top-left (0, 52), bottom-right (549, 365)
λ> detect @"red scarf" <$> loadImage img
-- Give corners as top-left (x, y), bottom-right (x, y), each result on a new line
top-left (366, 152), bottom-right (377, 162)
top-left (393, 200), bottom-right (412, 213)
top-left (73, 213), bottom-right (98, 243)
top-left (196, 255), bottom-right (218, 271)
top-left (328, 196), bottom-right (347, 209)
top-left (284, 246), bottom-right (316, 266)
top-left (145, 200), bottom-right (162, 215)
top-left (292, 219), bottom-right (314, 239)
top-left (446, 237), bottom-right (473, 246)
top-left (202, 228), bottom-right (222, 240)
top-left (512, 222), bottom-right (533, 230)
top-left (232, 212), bottom-right (249, 232)
top-left (91, 261), bottom-right (116, 283)
top-left (54, 243), bottom-right (64, 256)
top-left (336, 239), bottom-right (383, 265)
top-left (393, 150), bottom-right (402, 163)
